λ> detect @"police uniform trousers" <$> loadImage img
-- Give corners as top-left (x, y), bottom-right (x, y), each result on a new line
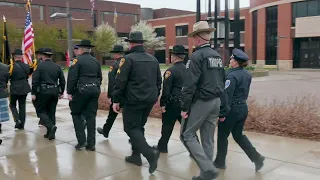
top-left (157, 103), bottom-right (181, 151)
top-left (69, 86), bottom-right (100, 147)
top-left (9, 94), bottom-right (27, 126)
top-left (215, 104), bottom-right (261, 165)
top-left (180, 98), bottom-right (220, 178)
top-left (37, 87), bottom-right (59, 131)
top-left (123, 102), bottom-right (154, 159)
top-left (101, 101), bottom-right (119, 136)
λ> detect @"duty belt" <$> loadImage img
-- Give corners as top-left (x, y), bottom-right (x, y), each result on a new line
top-left (232, 101), bottom-right (246, 105)
top-left (169, 96), bottom-right (182, 103)
top-left (81, 83), bottom-right (98, 87)
top-left (41, 84), bottom-right (57, 89)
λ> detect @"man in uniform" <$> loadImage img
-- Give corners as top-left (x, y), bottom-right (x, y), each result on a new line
top-left (32, 48), bottom-right (65, 140)
top-left (0, 61), bottom-right (10, 136)
top-left (34, 48), bottom-right (45, 126)
top-left (97, 45), bottom-right (124, 138)
top-left (9, 49), bottom-right (32, 130)
top-left (156, 45), bottom-right (187, 153)
top-left (112, 31), bottom-right (161, 174)
top-left (67, 40), bottom-right (102, 151)
top-left (180, 21), bottom-right (225, 180)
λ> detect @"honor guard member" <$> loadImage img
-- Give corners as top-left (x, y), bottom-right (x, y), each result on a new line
top-left (112, 31), bottom-right (161, 174)
top-left (0, 62), bottom-right (10, 136)
top-left (180, 21), bottom-right (225, 180)
top-left (34, 48), bottom-right (45, 126)
top-left (67, 40), bottom-right (102, 151)
top-left (155, 45), bottom-right (187, 153)
top-left (32, 48), bottom-right (66, 140)
top-left (9, 49), bottom-right (32, 130)
top-left (214, 49), bottom-right (265, 171)
top-left (97, 45), bottom-right (124, 138)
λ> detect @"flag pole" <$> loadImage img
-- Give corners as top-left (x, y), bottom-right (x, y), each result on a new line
top-left (2, 16), bottom-right (4, 64)
top-left (3, 16), bottom-right (14, 75)
top-left (27, 0), bottom-right (36, 66)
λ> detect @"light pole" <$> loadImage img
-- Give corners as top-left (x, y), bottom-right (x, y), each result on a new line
top-left (196, 0), bottom-right (201, 22)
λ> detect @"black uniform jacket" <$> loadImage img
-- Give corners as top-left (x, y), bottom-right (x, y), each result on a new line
top-left (181, 43), bottom-right (225, 112)
top-left (219, 67), bottom-right (252, 118)
top-left (0, 63), bottom-right (9, 98)
top-left (112, 45), bottom-right (162, 104)
top-left (10, 60), bottom-right (32, 95)
top-left (67, 52), bottom-right (102, 95)
top-left (108, 57), bottom-right (121, 98)
top-left (32, 59), bottom-right (66, 95)
top-left (160, 61), bottom-right (186, 107)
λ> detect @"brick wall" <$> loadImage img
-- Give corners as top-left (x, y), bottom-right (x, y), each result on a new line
top-left (278, 3), bottom-right (292, 61)
top-left (257, 8), bottom-right (266, 61)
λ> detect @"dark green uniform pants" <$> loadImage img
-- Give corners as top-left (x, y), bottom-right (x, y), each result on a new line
top-left (37, 88), bottom-right (59, 130)
top-left (70, 87), bottom-right (100, 148)
top-left (10, 94), bottom-right (27, 127)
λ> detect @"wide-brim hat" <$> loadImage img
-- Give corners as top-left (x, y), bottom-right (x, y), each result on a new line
top-left (171, 45), bottom-right (188, 55)
top-left (124, 31), bottom-right (146, 43)
top-left (13, 49), bottom-right (23, 56)
top-left (42, 48), bottom-right (54, 55)
top-left (73, 45), bottom-right (79, 50)
top-left (76, 39), bottom-right (95, 48)
top-left (188, 21), bottom-right (216, 37)
top-left (110, 45), bottom-right (125, 53)
top-left (35, 48), bottom-right (45, 54)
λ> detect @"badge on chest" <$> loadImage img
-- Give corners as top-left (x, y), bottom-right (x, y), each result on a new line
top-left (207, 57), bottom-right (223, 68)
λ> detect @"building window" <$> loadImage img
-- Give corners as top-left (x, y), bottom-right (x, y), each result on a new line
top-left (252, 11), bottom-right (258, 64)
top-left (265, 6), bottom-right (278, 65)
top-left (176, 25), bottom-right (188, 37)
top-left (292, 0), bottom-right (320, 26)
top-left (155, 27), bottom-right (165, 37)
top-left (40, 6), bottom-right (44, 21)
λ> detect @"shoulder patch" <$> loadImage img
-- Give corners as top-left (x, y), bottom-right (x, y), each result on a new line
top-left (73, 59), bottom-right (78, 65)
top-left (119, 58), bottom-right (125, 68)
top-left (186, 60), bottom-right (191, 69)
top-left (164, 71), bottom-right (171, 79)
top-left (225, 80), bottom-right (231, 89)
top-left (109, 66), bottom-right (113, 72)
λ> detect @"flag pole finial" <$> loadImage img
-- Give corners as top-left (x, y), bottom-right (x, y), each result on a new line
top-left (3, 15), bottom-right (6, 22)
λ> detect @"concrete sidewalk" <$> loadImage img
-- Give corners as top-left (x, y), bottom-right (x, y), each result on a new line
top-left (0, 98), bottom-right (319, 180)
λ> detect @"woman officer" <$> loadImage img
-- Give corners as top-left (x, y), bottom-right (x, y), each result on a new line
top-left (214, 48), bottom-right (265, 172)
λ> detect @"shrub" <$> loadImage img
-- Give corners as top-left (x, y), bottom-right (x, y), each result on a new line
top-left (98, 93), bottom-right (320, 141)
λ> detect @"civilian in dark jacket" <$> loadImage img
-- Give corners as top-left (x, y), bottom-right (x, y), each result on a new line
top-left (9, 49), bottom-right (32, 130)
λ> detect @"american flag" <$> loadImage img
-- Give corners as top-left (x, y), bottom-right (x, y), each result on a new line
top-left (22, 11), bottom-right (34, 65)
top-left (90, 0), bottom-right (95, 17)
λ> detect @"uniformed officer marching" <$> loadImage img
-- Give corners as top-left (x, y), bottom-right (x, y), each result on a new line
top-left (67, 40), bottom-right (102, 151)
top-left (32, 48), bottom-right (66, 140)
top-left (156, 45), bottom-right (187, 153)
top-left (214, 48), bottom-right (265, 172)
top-left (34, 48), bottom-right (45, 127)
top-left (180, 21), bottom-right (225, 180)
top-left (9, 49), bottom-right (32, 130)
top-left (97, 45), bottom-right (124, 138)
top-left (112, 31), bottom-right (161, 174)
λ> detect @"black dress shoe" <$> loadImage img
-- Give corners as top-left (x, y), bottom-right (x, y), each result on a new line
top-left (0, 139), bottom-right (2, 145)
top-left (97, 127), bottom-right (109, 138)
top-left (44, 134), bottom-right (55, 139)
top-left (148, 147), bottom-right (160, 174)
top-left (125, 155), bottom-right (142, 166)
top-left (255, 156), bottom-right (265, 172)
top-left (48, 126), bottom-right (57, 140)
top-left (192, 176), bottom-right (204, 180)
top-left (213, 161), bottom-right (226, 169)
top-left (86, 146), bottom-right (96, 151)
top-left (75, 143), bottom-right (87, 150)
top-left (154, 145), bottom-right (168, 153)
top-left (15, 120), bottom-right (22, 129)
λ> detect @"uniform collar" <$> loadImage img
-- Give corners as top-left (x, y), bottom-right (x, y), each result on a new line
top-left (226, 67), bottom-right (243, 75)
top-left (44, 59), bottom-right (52, 62)
top-left (174, 61), bottom-right (184, 64)
top-left (195, 43), bottom-right (211, 51)
top-left (116, 57), bottom-right (123, 61)
top-left (82, 52), bottom-right (90, 55)
top-left (127, 45), bottom-right (145, 54)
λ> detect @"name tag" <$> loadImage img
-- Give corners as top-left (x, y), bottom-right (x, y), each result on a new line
top-left (207, 57), bottom-right (223, 68)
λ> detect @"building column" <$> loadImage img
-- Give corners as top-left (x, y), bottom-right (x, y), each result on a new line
top-left (278, 3), bottom-right (293, 70)
top-left (245, 12), bottom-right (252, 62)
top-left (256, 8), bottom-right (266, 68)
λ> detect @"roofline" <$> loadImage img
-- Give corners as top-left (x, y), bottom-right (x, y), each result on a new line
top-left (148, 7), bottom-right (250, 22)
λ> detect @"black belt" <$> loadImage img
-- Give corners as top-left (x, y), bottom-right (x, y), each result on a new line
top-left (41, 84), bottom-right (57, 88)
top-left (81, 83), bottom-right (98, 87)
top-left (169, 96), bottom-right (182, 103)
top-left (232, 101), bottom-right (246, 105)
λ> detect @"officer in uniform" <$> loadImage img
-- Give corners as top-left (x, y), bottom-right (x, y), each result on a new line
top-left (0, 61), bottom-right (10, 136)
top-left (9, 49), bottom-right (32, 130)
top-left (67, 40), bottom-right (102, 151)
top-left (32, 48), bottom-right (65, 140)
top-left (155, 45), bottom-right (187, 153)
top-left (214, 49), bottom-right (265, 172)
top-left (180, 21), bottom-right (225, 180)
top-left (97, 45), bottom-right (124, 138)
top-left (112, 31), bottom-right (161, 174)
top-left (34, 48), bottom-right (45, 126)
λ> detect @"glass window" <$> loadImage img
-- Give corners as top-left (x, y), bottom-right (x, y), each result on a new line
top-left (40, 6), bottom-right (44, 21)
top-left (297, 1), bottom-right (308, 17)
top-left (265, 6), bottom-right (278, 65)
top-left (308, 0), bottom-right (319, 16)
top-left (155, 27), bottom-right (166, 37)
top-left (252, 10), bottom-right (258, 64)
top-left (176, 25), bottom-right (188, 36)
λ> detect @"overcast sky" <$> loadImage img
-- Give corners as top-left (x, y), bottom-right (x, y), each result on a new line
top-left (111, 0), bottom-right (250, 11)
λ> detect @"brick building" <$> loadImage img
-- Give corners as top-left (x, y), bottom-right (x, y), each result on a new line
top-left (146, 0), bottom-right (320, 69)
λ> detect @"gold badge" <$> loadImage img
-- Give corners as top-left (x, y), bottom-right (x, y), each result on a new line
top-left (119, 58), bottom-right (125, 68)
top-left (164, 71), bottom-right (171, 79)
top-left (117, 69), bottom-right (121, 74)
top-left (73, 59), bottom-right (78, 65)
top-left (109, 66), bottom-right (113, 72)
